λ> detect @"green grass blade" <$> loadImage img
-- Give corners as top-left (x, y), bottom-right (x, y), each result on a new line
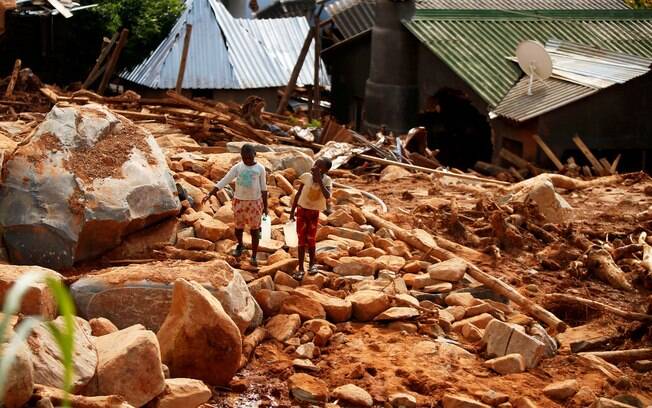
top-left (0, 271), bottom-right (47, 344)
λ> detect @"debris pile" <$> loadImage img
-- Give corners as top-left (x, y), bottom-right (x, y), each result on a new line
top-left (0, 69), bottom-right (651, 407)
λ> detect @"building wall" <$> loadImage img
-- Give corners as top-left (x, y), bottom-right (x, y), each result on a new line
top-left (322, 33), bottom-right (371, 130)
top-left (493, 73), bottom-right (652, 171)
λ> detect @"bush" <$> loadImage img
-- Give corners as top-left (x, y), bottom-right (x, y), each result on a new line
top-left (87, 0), bottom-right (185, 70)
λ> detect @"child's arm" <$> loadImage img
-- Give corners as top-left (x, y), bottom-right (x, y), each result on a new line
top-left (290, 184), bottom-right (304, 220)
top-left (259, 166), bottom-right (268, 215)
top-left (203, 164), bottom-right (239, 203)
top-left (317, 176), bottom-right (331, 200)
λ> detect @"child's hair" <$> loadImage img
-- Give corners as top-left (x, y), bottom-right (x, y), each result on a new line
top-left (318, 158), bottom-right (332, 171)
top-left (241, 144), bottom-right (256, 156)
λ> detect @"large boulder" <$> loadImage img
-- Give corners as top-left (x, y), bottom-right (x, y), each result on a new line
top-left (0, 104), bottom-right (180, 269)
top-left (92, 326), bottom-right (166, 407)
top-left (71, 260), bottom-right (261, 333)
top-left (157, 279), bottom-right (242, 386)
top-left (0, 342), bottom-right (33, 408)
top-left (27, 316), bottom-right (97, 394)
top-left (0, 265), bottom-right (63, 319)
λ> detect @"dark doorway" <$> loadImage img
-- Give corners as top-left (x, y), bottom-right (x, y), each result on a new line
top-left (418, 88), bottom-right (492, 170)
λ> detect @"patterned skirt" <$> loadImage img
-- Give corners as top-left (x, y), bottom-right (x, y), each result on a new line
top-left (233, 198), bottom-right (263, 230)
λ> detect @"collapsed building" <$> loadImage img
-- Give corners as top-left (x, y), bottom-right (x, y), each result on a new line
top-left (120, 0), bottom-right (330, 108)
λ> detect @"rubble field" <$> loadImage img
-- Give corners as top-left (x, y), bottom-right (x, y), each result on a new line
top-left (0, 75), bottom-right (651, 408)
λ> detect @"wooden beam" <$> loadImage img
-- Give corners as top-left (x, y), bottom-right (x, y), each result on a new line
top-left (175, 24), bottom-right (193, 94)
top-left (499, 148), bottom-right (541, 175)
top-left (599, 158), bottom-right (615, 175)
top-left (572, 135), bottom-right (608, 176)
top-left (309, 11), bottom-right (321, 121)
top-left (4, 59), bottom-right (21, 98)
top-left (545, 294), bottom-right (652, 322)
top-left (276, 29), bottom-right (314, 114)
top-left (610, 154), bottom-right (622, 174)
top-left (82, 32), bottom-right (119, 89)
top-left (39, 87), bottom-right (60, 104)
top-left (579, 348), bottom-right (652, 363)
top-left (98, 28), bottom-right (129, 95)
top-left (357, 154), bottom-right (510, 186)
top-left (363, 211), bottom-right (567, 332)
top-left (532, 134), bottom-right (563, 171)
top-left (166, 90), bottom-right (220, 115)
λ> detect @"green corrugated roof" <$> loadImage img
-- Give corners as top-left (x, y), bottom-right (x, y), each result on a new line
top-left (404, 9), bottom-right (652, 107)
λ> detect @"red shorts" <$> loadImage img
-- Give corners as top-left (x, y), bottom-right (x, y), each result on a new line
top-left (296, 206), bottom-right (320, 248)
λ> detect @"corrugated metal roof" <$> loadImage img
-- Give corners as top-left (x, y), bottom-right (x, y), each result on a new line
top-left (121, 0), bottom-right (329, 90)
top-left (327, 0), bottom-right (375, 39)
top-left (405, 10), bottom-right (652, 107)
top-left (326, 0), bottom-right (632, 41)
top-left (493, 77), bottom-right (598, 121)
top-left (418, 0), bottom-right (630, 9)
top-left (238, 16), bottom-right (330, 86)
top-left (494, 39), bottom-right (651, 121)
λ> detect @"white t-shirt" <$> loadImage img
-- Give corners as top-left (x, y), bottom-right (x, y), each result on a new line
top-left (215, 162), bottom-right (267, 200)
top-left (297, 172), bottom-right (332, 211)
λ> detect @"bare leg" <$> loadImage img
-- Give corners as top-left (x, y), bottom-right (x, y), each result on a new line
top-left (308, 246), bottom-right (316, 272)
top-left (251, 228), bottom-right (260, 265)
top-left (234, 228), bottom-right (244, 257)
top-left (298, 245), bottom-right (306, 272)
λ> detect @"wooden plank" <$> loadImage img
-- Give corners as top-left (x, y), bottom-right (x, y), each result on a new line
top-left (166, 90), bottom-right (220, 114)
top-left (39, 87), bottom-right (60, 104)
top-left (175, 24), bottom-right (193, 94)
top-left (47, 0), bottom-right (72, 18)
top-left (532, 134), bottom-right (564, 171)
top-left (4, 59), bottom-right (21, 98)
top-left (98, 29), bottom-right (129, 95)
top-left (83, 32), bottom-right (119, 89)
top-left (611, 154), bottom-right (622, 174)
top-left (276, 29), bottom-right (314, 114)
top-left (310, 11), bottom-right (321, 121)
top-left (599, 158), bottom-right (615, 175)
top-left (573, 135), bottom-right (608, 176)
top-left (499, 148), bottom-right (533, 172)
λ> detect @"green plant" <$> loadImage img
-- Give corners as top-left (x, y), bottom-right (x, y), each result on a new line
top-left (0, 272), bottom-right (76, 408)
top-left (89, 0), bottom-right (186, 70)
top-left (626, 0), bottom-right (652, 7)
top-left (308, 119), bottom-right (322, 128)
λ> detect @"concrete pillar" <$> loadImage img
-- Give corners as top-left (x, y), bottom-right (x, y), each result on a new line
top-left (364, 0), bottom-right (417, 135)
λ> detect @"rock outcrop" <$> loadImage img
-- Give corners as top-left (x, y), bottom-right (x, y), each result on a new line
top-left (0, 104), bottom-right (180, 269)
top-left (71, 259), bottom-right (261, 333)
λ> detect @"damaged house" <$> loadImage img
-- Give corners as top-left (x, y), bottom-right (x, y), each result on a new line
top-left (323, 0), bottom-right (652, 171)
top-left (121, 0), bottom-right (329, 108)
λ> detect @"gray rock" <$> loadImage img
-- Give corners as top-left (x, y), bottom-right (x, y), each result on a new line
top-left (0, 104), bottom-right (179, 269)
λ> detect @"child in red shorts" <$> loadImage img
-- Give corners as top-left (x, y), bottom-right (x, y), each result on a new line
top-left (290, 158), bottom-right (332, 279)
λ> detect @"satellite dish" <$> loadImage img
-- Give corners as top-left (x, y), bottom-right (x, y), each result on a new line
top-left (516, 40), bottom-right (552, 96)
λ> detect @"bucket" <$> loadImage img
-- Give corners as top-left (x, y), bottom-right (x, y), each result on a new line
top-left (260, 215), bottom-right (271, 242)
top-left (283, 221), bottom-right (298, 248)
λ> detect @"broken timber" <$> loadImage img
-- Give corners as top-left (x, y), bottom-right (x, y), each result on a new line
top-left (573, 135), bottom-right (608, 176)
top-left (83, 32), bottom-right (119, 89)
top-left (579, 348), bottom-right (652, 363)
top-left (545, 294), bottom-right (652, 322)
top-left (175, 24), bottom-right (193, 94)
top-left (4, 59), bottom-right (21, 98)
top-left (98, 29), bottom-right (129, 95)
top-left (277, 28), bottom-right (315, 114)
top-left (532, 134), bottom-right (564, 171)
top-left (362, 210), bottom-right (567, 332)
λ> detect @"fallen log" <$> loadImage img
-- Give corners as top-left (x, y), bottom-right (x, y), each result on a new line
top-left (34, 384), bottom-right (129, 408)
top-left (579, 348), bottom-right (652, 363)
top-left (611, 243), bottom-right (643, 261)
top-left (4, 59), bottom-right (21, 98)
top-left (507, 173), bottom-right (624, 192)
top-left (363, 210), bottom-right (567, 332)
top-left (239, 327), bottom-right (267, 369)
top-left (586, 247), bottom-right (634, 291)
top-left (545, 293), bottom-right (652, 322)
